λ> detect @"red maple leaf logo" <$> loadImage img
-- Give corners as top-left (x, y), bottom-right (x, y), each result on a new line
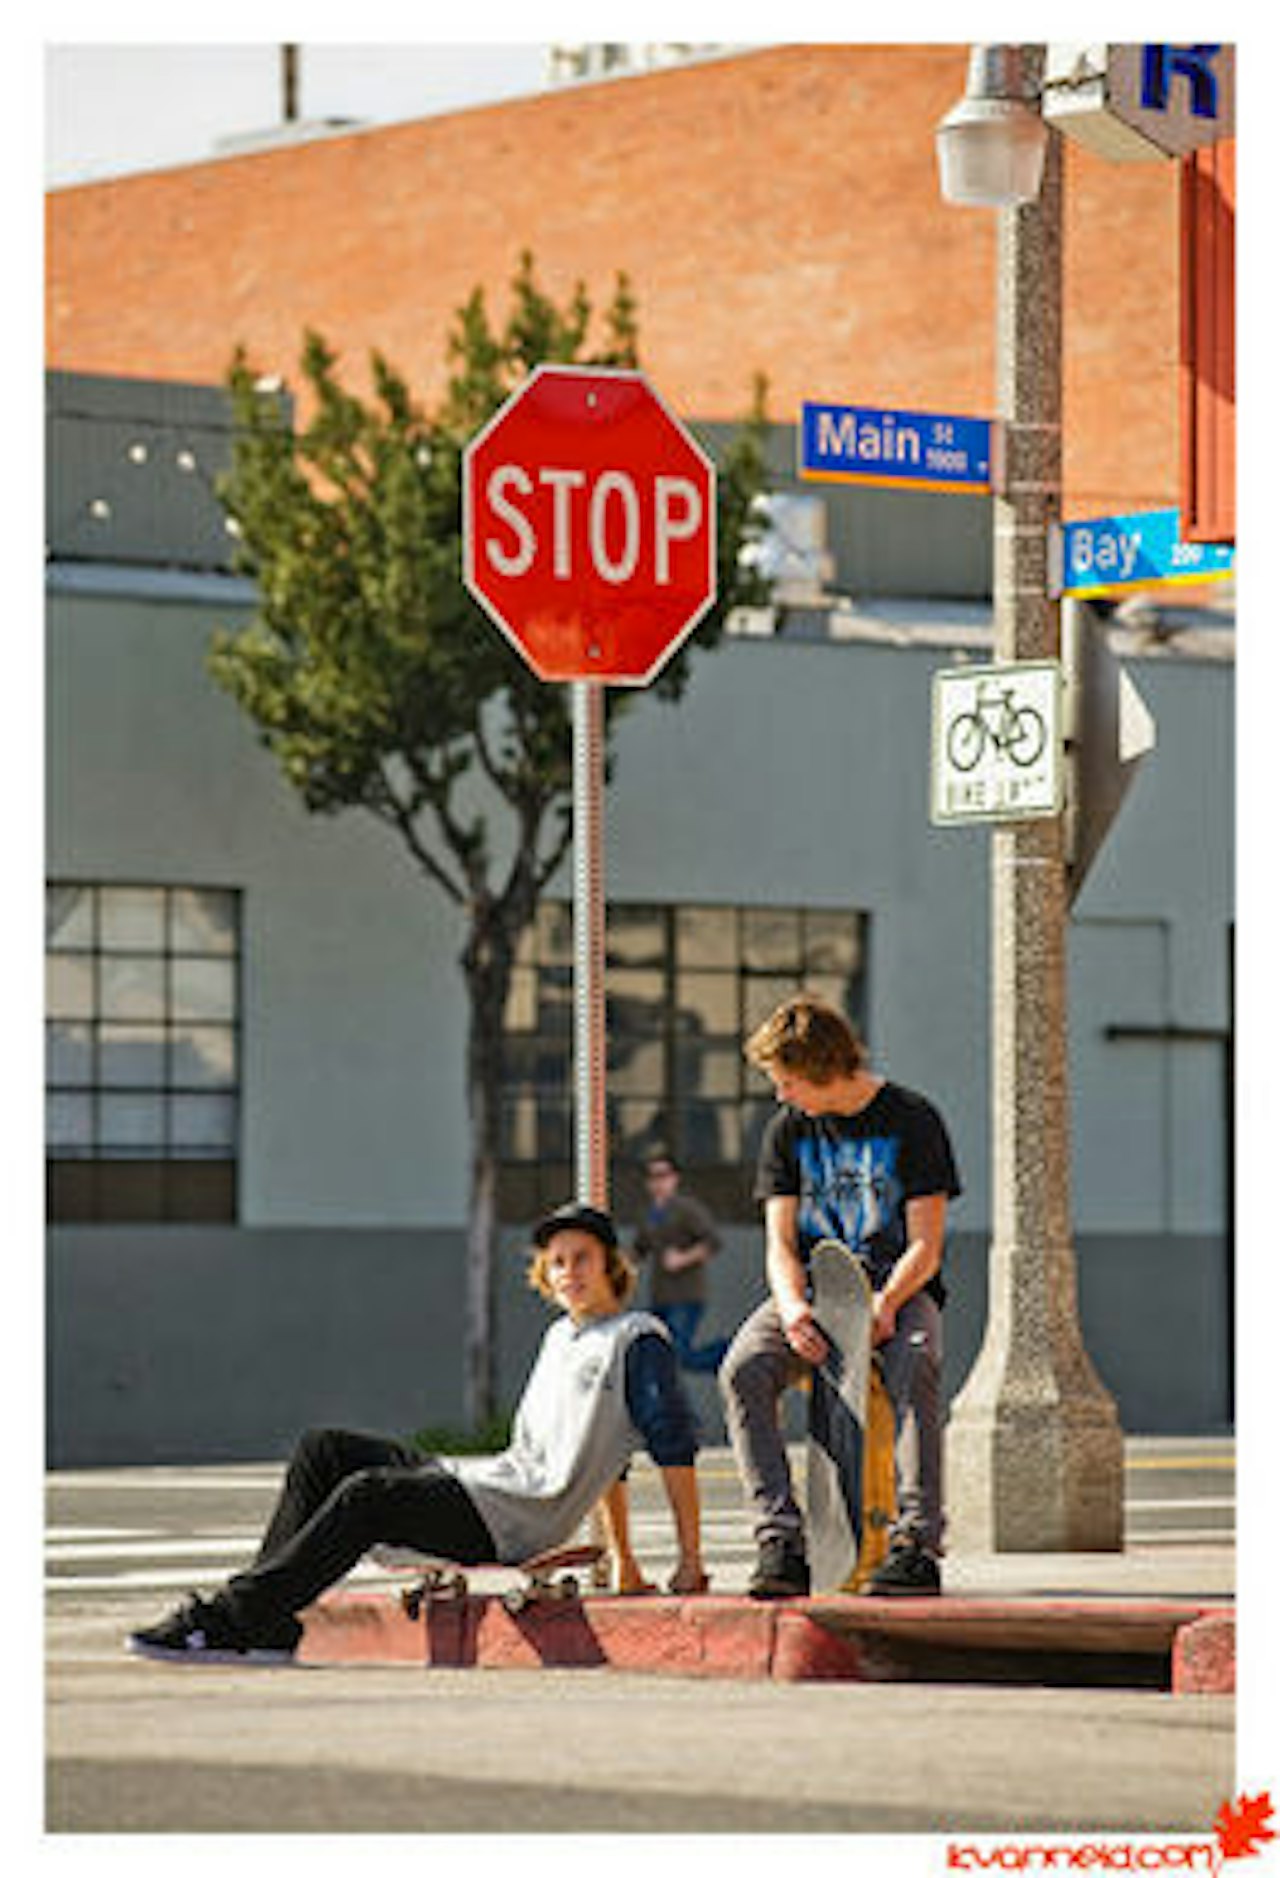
top-left (1216, 1793), bottom-right (1278, 1862)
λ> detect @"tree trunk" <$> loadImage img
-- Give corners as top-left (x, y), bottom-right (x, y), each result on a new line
top-left (461, 907), bottom-right (515, 1430)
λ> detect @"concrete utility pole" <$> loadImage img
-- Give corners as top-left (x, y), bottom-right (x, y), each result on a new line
top-left (943, 60), bottom-right (1126, 1551)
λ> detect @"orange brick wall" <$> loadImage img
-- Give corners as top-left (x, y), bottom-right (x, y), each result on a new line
top-left (46, 44), bottom-right (1182, 519)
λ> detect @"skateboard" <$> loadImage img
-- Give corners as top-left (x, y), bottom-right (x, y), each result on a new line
top-left (393, 1543), bottom-right (606, 1621)
top-left (805, 1238), bottom-right (896, 1593)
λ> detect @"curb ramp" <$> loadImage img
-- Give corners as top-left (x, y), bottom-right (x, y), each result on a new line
top-left (299, 1591), bottom-right (1234, 1694)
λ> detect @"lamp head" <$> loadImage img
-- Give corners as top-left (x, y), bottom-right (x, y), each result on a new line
top-left (936, 44), bottom-right (1049, 207)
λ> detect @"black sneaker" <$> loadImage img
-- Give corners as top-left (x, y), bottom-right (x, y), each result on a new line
top-left (126, 1593), bottom-right (301, 1665)
top-left (867, 1540), bottom-right (942, 1597)
top-left (748, 1537), bottom-right (811, 1600)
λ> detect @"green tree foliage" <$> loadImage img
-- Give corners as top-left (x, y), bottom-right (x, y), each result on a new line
top-left (210, 253), bottom-right (770, 1424)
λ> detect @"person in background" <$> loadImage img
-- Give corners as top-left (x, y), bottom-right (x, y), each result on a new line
top-left (631, 1149), bottom-right (730, 1375)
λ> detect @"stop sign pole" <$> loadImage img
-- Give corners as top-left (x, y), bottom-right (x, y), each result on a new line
top-left (463, 364), bottom-right (717, 1211)
top-left (572, 679), bottom-right (608, 1207)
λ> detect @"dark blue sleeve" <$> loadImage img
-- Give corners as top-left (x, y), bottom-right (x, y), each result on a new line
top-left (624, 1332), bottom-right (699, 1467)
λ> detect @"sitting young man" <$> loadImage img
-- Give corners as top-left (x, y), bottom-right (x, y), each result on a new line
top-left (128, 1203), bottom-right (707, 1664)
top-left (721, 993), bottom-right (962, 1600)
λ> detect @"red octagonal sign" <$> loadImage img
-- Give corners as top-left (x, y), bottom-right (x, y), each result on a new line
top-left (463, 364), bottom-right (717, 685)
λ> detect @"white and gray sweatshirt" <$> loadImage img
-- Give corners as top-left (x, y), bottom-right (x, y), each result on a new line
top-left (442, 1309), bottom-right (698, 1564)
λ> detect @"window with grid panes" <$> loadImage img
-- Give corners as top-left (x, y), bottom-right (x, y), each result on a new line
top-left (46, 884), bottom-right (241, 1222)
top-left (499, 902), bottom-right (868, 1222)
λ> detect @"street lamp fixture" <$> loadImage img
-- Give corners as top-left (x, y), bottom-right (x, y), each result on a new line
top-left (936, 44), bottom-right (1049, 206)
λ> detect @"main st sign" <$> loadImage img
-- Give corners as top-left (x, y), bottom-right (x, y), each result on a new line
top-left (463, 364), bottom-right (717, 685)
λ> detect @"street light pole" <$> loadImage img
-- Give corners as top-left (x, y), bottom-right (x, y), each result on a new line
top-left (942, 51), bottom-right (1125, 1551)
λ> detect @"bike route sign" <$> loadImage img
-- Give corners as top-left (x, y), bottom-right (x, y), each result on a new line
top-left (931, 661), bottom-right (1064, 825)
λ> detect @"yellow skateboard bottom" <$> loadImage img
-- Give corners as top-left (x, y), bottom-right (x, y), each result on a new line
top-left (833, 1361), bottom-right (896, 1593)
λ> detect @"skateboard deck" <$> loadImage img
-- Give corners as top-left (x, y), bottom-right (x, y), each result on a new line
top-left (805, 1239), bottom-right (896, 1593)
top-left (392, 1542), bottom-right (606, 1620)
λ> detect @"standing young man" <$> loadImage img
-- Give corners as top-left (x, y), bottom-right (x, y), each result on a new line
top-left (721, 994), bottom-right (962, 1599)
top-left (128, 1203), bottom-right (707, 1664)
top-left (630, 1149), bottom-right (729, 1374)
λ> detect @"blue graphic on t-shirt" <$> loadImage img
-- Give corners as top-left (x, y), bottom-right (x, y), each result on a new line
top-left (797, 1135), bottom-right (904, 1277)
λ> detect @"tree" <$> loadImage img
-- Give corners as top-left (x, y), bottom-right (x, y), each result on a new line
top-left (210, 253), bottom-right (771, 1426)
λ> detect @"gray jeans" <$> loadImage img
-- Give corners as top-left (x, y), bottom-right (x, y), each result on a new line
top-left (719, 1290), bottom-right (944, 1555)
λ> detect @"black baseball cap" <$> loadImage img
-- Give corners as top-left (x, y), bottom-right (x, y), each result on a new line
top-left (532, 1202), bottom-right (619, 1251)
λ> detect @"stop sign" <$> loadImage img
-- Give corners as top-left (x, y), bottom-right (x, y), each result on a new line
top-left (463, 364), bottom-right (717, 685)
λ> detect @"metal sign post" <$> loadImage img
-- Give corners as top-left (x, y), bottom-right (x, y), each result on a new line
top-left (572, 679), bottom-right (609, 1210)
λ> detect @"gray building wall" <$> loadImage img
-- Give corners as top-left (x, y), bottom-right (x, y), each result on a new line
top-left (46, 562), bottom-right (1234, 1461)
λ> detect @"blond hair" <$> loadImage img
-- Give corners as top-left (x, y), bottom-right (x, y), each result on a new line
top-left (744, 991), bottom-right (867, 1084)
top-left (527, 1238), bottom-right (638, 1308)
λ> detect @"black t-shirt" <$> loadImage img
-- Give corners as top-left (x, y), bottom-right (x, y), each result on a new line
top-left (754, 1082), bottom-right (962, 1305)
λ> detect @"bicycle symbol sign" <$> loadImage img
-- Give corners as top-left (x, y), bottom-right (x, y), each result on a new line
top-left (931, 661), bottom-right (1063, 825)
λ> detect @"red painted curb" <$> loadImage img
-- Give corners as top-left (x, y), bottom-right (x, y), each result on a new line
top-left (299, 1590), bottom-right (1235, 1691)
top-left (1171, 1612), bottom-right (1236, 1695)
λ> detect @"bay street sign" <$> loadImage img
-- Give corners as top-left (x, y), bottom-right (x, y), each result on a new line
top-left (799, 401), bottom-right (995, 495)
top-left (931, 662), bottom-right (1064, 825)
top-left (1051, 507), bottom-right (1235, 599)
top-left (463, 364), bottom-right (717, 685)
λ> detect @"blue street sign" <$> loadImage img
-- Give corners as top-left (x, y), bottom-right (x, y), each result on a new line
top-left (1054, 508), bottom-right (1234, 598)
top-left (799, 402), bottom-right (995, 495)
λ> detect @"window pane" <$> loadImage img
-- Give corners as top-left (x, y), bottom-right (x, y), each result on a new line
top-left (169, 1094), bottom-right (236, 1150)
top-left (608, 1037), bottom-right (664, 1096)
top-left (536, 902), bottom-right (574, 965)
top-left (170, 888), bottom-right (237, 955)
top-left (48, 1091), bottom-right (93, 1150)
top-left (606, 905), bottom-right (665, 968)
top-left (47, 885), bottom-right (94, 950)
top-left (100, 956), bottom-right (165, 1022)
top-left (743, 908), bottom-right (801, 972)
top-left (614, 1098), bottom-right (669, 1161)
top-left (172, 957), bottom-right (236, 1023)
top-left (607, 969), bottom-right (665, 1041)
top-left (538, 1100), bottom-right (572, 1159)
top-left (742, 972), bottom-right (800, 1034)
top-left (47, 955), bottom-right (95, 1020)
top-left (47, 1022), bottom-right (93, 1086)
top-left (803, 912), bottom-right (862, 977)
top-left (675, 1040), bottom-right (740, 1098)
top-left (506, 967), bottom-right (536, 1032)
top-left (99, 1024), bottom-right (166, 1088)
top-left (536, 969), bottom-right (573, 1036)
top-left (171, 1025), bottom-right (237, 1089)
top-left (501, 1095), bottom-right (538, 1160)
top-left (100, 1092), bottom-right (165, 1150)
top-left (676, 971), bottom-right (738, 1039)
top-left (676, 905), bottom-right (736, 970)
top-left (681, 1101), bottom-right (738, 1163)
top-left (100, 886), bottom-right (166, 953)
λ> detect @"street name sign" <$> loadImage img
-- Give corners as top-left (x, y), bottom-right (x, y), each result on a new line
top-left (799, 401), bottom-right (995, 495)
top-left (1044, 44), bottom-right (1235, 161)
top-left (931, 662), bottom-right (1064, 825)
top-left (464, 364), bottom-right (717, 685)
top-left (1051, 507), bottom-right (1234, 599)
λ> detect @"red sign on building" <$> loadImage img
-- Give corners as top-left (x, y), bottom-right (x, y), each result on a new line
top-left (463, 365), bottom-right (717, 685)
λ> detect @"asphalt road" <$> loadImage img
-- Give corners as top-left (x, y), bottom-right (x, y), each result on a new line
top-left (44, 1439), bottom-right (1237, 1840)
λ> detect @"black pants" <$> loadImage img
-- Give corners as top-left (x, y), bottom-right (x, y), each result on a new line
top-left (222, 1427), bottom-right (497, 1631)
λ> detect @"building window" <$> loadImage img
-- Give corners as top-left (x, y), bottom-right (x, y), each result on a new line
top-left (46, 884), bottom-right (240, 1223)
top-left (500, 901), bottom-right (868, 1222)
